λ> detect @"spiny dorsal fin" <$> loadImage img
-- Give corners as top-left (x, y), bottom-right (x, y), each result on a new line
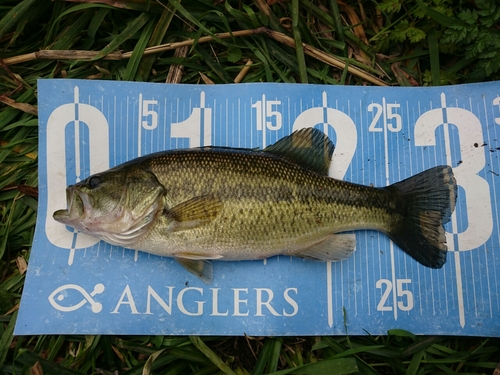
top-left (164, 194), bottom-right (223, 232)
top-left (264, 128), bottom-right (334, 176)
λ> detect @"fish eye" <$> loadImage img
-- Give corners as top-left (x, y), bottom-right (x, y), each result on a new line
top-left (88, 175), bottom-right (102, 189)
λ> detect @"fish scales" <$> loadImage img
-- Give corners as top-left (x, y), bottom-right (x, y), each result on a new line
top-left (139, 148), bottom-right (395, 259)
top-left (54, 128), bottom-right (457, 283)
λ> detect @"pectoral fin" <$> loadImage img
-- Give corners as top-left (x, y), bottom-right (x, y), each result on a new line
top-left (296, 233), bottom-right (356, 261)
top-left (164, 194), bottom-right (223, 232)
top-left (175, 256), bottom-right (214, 284)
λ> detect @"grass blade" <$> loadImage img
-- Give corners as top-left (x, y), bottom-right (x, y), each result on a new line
top-left (51, 10), bottom-right (94, 50)
top-left (194, 45), bottom-right (233, 83)
top-left (93, 12), bottom-right (151, 60)
top-left (406, 349), bottom-right (424, 375)
top-left (0, 195), bottom-right (17, 260)
top-left (328, 0), bottom-right (345, 50)
top-left (0, 0), bottom-right (38, 39)
top-left (252, 0), bottom-right (285, 33)
top-left (252, 338), bottom-right (282, 375)
top-left (428, 28), bottom-right (440, 86)
top-left (137, 4), bottom-right (177, 81)
top-left (0, 311), bottom-right (17, 370)
top-left (87, 8), bottom-right (111, 41)
top-left (267, 358), bottom-right (358, 375)
top-left (267, 337), bottom-right (282, 373)
top-left (167, 0), bottom-right (229, 45)
top-left (142, 348), bottom-right (166, 375)
top-left (15, 348), bottom-right (85, 375)
top-left (415, 0), bottom-right (457, 28)
top-left (291, 0), bottom-right (308, 83)
top-left (123, 16), bottom-right (155, 81)
top-left (56, 2), bottom-right (114, 19)
top-left (189, 336), bottom-right (237, 375)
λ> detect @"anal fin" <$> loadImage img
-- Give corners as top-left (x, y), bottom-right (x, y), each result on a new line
top-left (296, 233), bottom-right (356, 262)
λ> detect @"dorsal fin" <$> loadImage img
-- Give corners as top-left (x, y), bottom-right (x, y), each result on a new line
top-left (264, 128), bottom-right (334, 176)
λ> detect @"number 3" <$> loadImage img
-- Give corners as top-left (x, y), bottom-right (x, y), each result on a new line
top-left (414, 105), bottom-right (493, 251)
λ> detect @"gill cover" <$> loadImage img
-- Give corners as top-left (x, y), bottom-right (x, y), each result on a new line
top-left (53, 167), bottom-right (165, 247)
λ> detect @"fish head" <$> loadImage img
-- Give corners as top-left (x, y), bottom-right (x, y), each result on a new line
top-left (53, 167), bottom-right (165, 245)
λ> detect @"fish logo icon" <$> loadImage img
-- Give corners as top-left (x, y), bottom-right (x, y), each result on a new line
top-left (48, 283), bottom-right (105, 313)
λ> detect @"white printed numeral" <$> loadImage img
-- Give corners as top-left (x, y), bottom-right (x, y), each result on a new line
top-left (493, 96), bottom-right (500, 125)
top-left (292, 92), bottom-right (357, 179)
top-left (139, 96), bottom-right (158, 130)
top-left (376, 279), bottom-right (414, 312)
top-left (252, 95), bottom-right (282, 131)
top-left (414, 96), bottom-right (493, 251)
top-left (368, 100), bottom-right (402, 133)
top-left (46, 86), bottom-right (109, 264)
top-left (170, 91), bottom-right (212, 147)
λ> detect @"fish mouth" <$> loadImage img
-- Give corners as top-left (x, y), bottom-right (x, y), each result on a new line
top-left (53, 186), bottom-right (90, 225)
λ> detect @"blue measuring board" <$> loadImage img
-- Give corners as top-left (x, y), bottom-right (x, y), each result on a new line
top-left (16, 79), bottom-right (500, 336)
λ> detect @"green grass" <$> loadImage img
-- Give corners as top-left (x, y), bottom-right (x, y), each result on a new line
top-left (1, 0), bottom-right (500, 373)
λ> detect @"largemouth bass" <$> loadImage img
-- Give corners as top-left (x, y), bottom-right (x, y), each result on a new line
top-left (54, 128), bottom-right (457, 284)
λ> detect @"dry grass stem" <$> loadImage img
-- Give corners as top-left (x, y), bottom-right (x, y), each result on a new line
top-left (260, 28), bottom-right (388, 86)
top-left (234, 59), bottom-right (254, 83)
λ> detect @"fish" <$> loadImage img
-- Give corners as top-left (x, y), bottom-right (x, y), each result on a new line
top-left (54, 128), bottom-right (457, 284)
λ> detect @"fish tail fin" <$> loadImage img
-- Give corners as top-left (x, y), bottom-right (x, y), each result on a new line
top-left (386, 166), bottom-right (457, 268)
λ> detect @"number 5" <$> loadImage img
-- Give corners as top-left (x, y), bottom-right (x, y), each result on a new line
top-left (396, 279), bottom-right (413, 311)
top-left (386, 104), bottom-right (402, 132)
